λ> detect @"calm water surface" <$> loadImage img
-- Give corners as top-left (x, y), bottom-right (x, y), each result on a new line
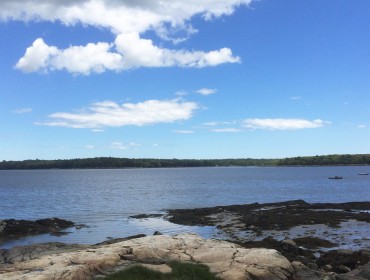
top-left (1, 166), bottom-right (369, 248)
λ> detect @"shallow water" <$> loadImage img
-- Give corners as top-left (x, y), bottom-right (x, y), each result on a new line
top-left (1, 166), bottom-right (369, 248)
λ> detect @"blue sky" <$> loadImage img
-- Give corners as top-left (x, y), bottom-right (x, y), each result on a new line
top-left (1, 0), bottom-right (370, 160)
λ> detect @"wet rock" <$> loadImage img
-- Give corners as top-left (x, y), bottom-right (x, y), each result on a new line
top-left (166, 200), bottom-right (370, 231)
top-left (281, 239), bottom-right (298, 254)
top-left (153, 231), bottom-right (163, 235)
top-left (322, 264), bottom-right (333, 272)
top-left (0, 218), bottom-right (74, 242)
top-left (318, 249), bottom-right (370, 273)
top-left (94, 234), bottom-right (146, 246)
top-left (345, 262), bottom-right (370, 279)
top-left (291, 261), bottom-right (323, 280)
top-left (337, 265), bottom-right (351, 273)
top-left (294, 237), bottom-right (338, 249)
top-left (129, 214), bottom-right (163, 219)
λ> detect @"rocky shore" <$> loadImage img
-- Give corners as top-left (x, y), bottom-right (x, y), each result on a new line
top-left (0, 233), bottom-right (369, 280)
top-left (0, 200), bottom-right (369, 279)
top-left (165, 200), bottom-right (370, 277)
top-left (0, 218), bottom-right (75, 244)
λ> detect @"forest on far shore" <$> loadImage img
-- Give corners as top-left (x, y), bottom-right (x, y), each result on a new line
top-left (0, 154), bottom-right (369, 170)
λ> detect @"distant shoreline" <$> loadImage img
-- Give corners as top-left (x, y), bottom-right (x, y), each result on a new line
top-left (1, 154), bottom-right (370, 170)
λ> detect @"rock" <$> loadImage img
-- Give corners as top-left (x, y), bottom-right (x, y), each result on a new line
top-left (129, 214), bottom-right (163, 219)
top-left (281, 239), bottom-right (298, 254)
top-left (0, 233), bottom-right (295, 280)
top-left (0, 221), bottom-right (7, 233)
top-left (95, 234), bottom-right (146, 246)
top-left (337, 265), bottom-right (351, 274)
top-left (318, 249), bottom-right (370, 272)
top-left (0, 218), bottom-right (74, 242)
top-left (291, 261), bottom-right (323, 280)
top-left (343, 262), bottom-right (370, 279)
top-left (322, 264), bottom-right (333, 272)
top-left (0, 242), bottom-right (87, 264)
top-left (153, 231), bottom-right (163, 235)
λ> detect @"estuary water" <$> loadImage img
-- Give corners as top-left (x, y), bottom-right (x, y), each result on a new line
top-left (1, 166), bottom-right (369, 248)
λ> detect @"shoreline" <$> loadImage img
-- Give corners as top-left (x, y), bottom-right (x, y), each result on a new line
top-left (1, 200), bottom-right (369, 279)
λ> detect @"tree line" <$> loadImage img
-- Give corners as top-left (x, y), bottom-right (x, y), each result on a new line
top-left (0, 154), bottom-right (369, 170)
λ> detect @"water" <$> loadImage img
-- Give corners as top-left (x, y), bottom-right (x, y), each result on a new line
top-left (0, 166), bottom-right (369, 248)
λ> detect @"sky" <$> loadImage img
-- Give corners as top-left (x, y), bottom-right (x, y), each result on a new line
top-left (1, 0), bottom-right (370, 160)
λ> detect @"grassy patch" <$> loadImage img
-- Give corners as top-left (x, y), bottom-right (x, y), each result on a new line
top-left (104, 261), bottom-right (221, 280)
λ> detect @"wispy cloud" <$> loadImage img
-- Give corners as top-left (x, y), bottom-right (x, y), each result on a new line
top-left (196, 88), bottom-right (217, 95)
top-left (212, 128), bottom-right (241, 133)
top-left (202, 121), bottom-right (236, 126)
top-left (174, 130), bottom-right (195, 134)
top-left (243, 118), bottom-right (329, 130)
top-left (110, 142), bottom-right (141, 150)
top-left (37, 99), bottom-right (199, 129)
top-left (358, 124), bottom-right (366, 129)
top-left (12, 108), bottom-right (32, 114)
top-left (290, 96), bottom-right (302, 101)
top-left (110, 142), bottom-right (128, 150)
top-left (85, 145), bottom-right (95, 149)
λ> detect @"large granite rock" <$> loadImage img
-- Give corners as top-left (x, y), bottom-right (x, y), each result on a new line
top-left (0, 233), bottom-right (294, 280)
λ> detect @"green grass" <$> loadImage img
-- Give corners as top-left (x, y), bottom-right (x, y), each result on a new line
top-left (104, 261), bottom-right (221, 280)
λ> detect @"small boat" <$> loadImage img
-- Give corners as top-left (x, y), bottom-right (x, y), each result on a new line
top-left (328, 176), bottom-right (343, 179)
top-left (358, 173), bottom-right (369, 175)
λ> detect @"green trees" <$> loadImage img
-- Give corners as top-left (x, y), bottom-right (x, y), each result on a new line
top-left (0, 154), bottom-right (369, 170)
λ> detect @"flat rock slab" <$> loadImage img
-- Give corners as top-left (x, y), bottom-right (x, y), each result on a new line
top-left (0, 233), bottom-right (294, 280)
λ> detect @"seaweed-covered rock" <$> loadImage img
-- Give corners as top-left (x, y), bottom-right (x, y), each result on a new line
top-left (0, 218), bottom-right (74, 242)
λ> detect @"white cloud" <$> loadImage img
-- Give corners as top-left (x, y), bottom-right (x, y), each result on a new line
top-left (242, 118), bottom-right (328, 130)
top-left (358, 124), bottom-right (366, 129)
top-left (38, 99), bottom-right (198, 128)
top-left (12, 107), bottom-right (32, 114)
top-left (174, 130), bottom-right (195, 134)
top-left (196, 88), bottom-right (217, 95)
top-left (175, 90), bottom-right (188, 97)
top-left (212, 128), bottom-right (241, 133)
top-left (85, 145), bottom-right (95, 149)
top-left (110, 142), bottom-right (128, 150)
top-left (110, 141), bottom-right (141, 150)
top-left (202, 121), bottom-right (236, 126)
top-left (0, 1), bottom-right (252, 34)
top-left (16, 35), bottom-right (240, 74)
top-left (5, 0), bottom-right (249, 74)
top-left (290, 96), bottom-right (302, 101)
top-left (15, 38), bottom-right (58, 73)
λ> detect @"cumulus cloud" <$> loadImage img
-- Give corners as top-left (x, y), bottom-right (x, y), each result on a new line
top-left (242, 118), bottom-right (328, 130)
top-left (196, 88), bottom-right (217, 95)
top-left (16, 38), bottom-right (122, 74)
top-left (15, 35), bottom-right (239, 74)
top-left (0, 1), bottom-right (252, 34)
top-left (38, 99), bottom-right (198, 128)
top-left (4, 0), bottom-right (249, 74)
top-left (15, 39), bottom-right (58, 73)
